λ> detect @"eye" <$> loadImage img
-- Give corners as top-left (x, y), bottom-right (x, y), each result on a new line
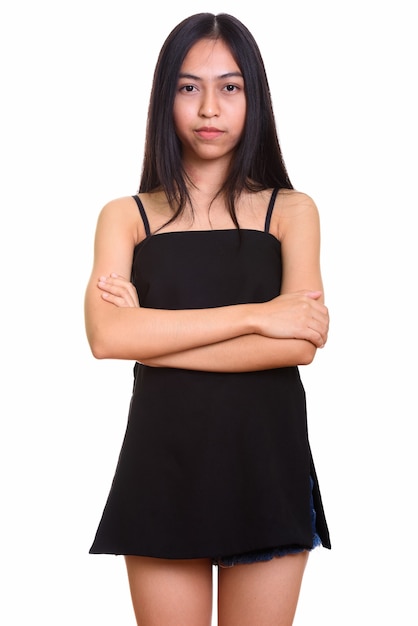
top-left (222, 84), bottom-right (242, 93)
top-left (179, 84), bottom-right (197, 93)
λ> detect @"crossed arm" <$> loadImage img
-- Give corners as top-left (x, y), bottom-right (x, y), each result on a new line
top-left (84, 195), bottom-right (329, 372)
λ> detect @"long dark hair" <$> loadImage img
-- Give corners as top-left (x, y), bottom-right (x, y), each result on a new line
top-left (139, 13), bottom-right (293, 227)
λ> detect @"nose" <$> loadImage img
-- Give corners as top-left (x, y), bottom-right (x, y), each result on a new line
top-left (199, 88), bottom-right (219, 118)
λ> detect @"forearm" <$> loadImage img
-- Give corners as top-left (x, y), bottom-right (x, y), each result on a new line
top-left (85, 297), bottom-right (258, 361)
top-left (86, 282), bottom-right (328, 362)
top-left (142, 334), bottom-right (317, 372)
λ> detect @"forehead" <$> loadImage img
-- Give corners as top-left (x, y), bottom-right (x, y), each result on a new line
top-left (180, 38), bottom-right (240, 76)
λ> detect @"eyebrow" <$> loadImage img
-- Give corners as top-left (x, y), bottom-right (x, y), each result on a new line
top-left (178, 71), bottom-right (244, 81)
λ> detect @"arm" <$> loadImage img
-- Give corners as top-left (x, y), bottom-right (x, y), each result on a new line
top-left (143, 191), bottom-right (328, 370)
top-left (142, 335), bottom-right (317, 372)
top-left (89, 193), bottom-right (328, 368)
top-left (84, 197), bottom-right (258, 360)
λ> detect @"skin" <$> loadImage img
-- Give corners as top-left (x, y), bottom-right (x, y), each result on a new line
top-left (124, 552), bottom-right (308, 626)
top-left (85, 37), bottom-right (328, 625)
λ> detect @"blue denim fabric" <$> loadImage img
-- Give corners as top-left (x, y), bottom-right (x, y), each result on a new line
top-left (213, 477), bottom-right (321, 568)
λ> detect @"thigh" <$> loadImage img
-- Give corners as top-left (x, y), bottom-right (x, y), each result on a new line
top-left (124, 555), bottom-right (213, 626)
top-left (218, 552), bottom-right (309, 626)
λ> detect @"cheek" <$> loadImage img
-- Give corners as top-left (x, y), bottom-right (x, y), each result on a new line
top-left (173, 101), bottom-right (192, 137)
top-left (231, 102), bottom-right (247, 133)
top-left (240, 106), bottom-right (247, 129)
top-left (172, 102), bottom-right (181, 133)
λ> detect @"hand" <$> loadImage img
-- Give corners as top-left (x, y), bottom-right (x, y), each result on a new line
top-left (258, 290), bottom-right (329, 348)
top-left (97, 273), bottom-right (140, 308)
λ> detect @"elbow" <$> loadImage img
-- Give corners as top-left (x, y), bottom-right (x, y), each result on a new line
top-left (90, 344), bottom-right (108, 360)
top-left (85, 313), bottom-right (125, 359)
top-left (88, 337), bottom-right (110, 360)
top-left (298, 343), bottom-right (317, 366)
top-left (86, 328), bottom-right (114, 360)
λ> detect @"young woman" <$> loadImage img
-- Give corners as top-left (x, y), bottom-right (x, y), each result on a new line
top-left (85, 12), bottom-right (331, 626)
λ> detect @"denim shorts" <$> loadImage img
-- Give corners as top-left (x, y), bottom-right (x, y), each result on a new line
top-left (213, 477), bottom-right (321, 568)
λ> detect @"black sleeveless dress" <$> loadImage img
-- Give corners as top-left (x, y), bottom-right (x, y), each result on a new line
top-left (89, 189), bottom-right (331, 559)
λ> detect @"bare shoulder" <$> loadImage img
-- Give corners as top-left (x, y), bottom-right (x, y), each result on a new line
top-left (276, 189), bottom-right (319, 218)
top-left (98, 195), bottom-right (139, 221)
top-left (96, 195), bottom-right (146, 244)
top-left (97, 191), bottom-right (173, 241)
top-left (272, 189), bottom-right (320, 241)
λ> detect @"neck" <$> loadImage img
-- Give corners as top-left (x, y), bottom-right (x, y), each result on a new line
top-left (182, 155), bottom-right (231, 197)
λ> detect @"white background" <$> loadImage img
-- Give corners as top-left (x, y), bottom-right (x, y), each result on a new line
top-left (1, 1), bottom-right (416, 624)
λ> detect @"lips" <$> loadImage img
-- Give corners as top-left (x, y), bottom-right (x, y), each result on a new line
top-left (195, 127), bottom-right (224, 140)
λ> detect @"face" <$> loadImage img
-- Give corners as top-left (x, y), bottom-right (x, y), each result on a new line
top-left (173, 38), bottom-right (246, 166)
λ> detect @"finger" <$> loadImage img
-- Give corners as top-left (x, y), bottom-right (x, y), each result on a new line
top-left (98, 274), bottom-right (130, 287)
top-left (104, 277), bottom-right (139, 305)
top-left (306, 317), bottom-right (328, 347)
top-left (110, 272), bottom-right (130, 280)
top-left (304, 290), bottom-right (323, 300)
top-left (101, 292), bottom-right (133, 307)
top-left (98, 284), bottom-right (138, 308)
top-left (97, 279), bottom-right (130, 297)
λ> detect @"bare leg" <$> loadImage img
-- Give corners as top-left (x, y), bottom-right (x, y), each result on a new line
top-left (124, 556), bottom-right (213, 626)
top-left (218, 552), bottom-right (309, 626)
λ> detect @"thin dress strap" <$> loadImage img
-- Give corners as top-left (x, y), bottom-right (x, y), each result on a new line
top-left (132, 195), bottom-right (151, 237)
top-left (264, 187), bottom-right (280, 233)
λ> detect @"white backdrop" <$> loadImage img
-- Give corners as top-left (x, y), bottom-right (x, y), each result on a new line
top-left (1, 1), bottom-right (416, 624)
